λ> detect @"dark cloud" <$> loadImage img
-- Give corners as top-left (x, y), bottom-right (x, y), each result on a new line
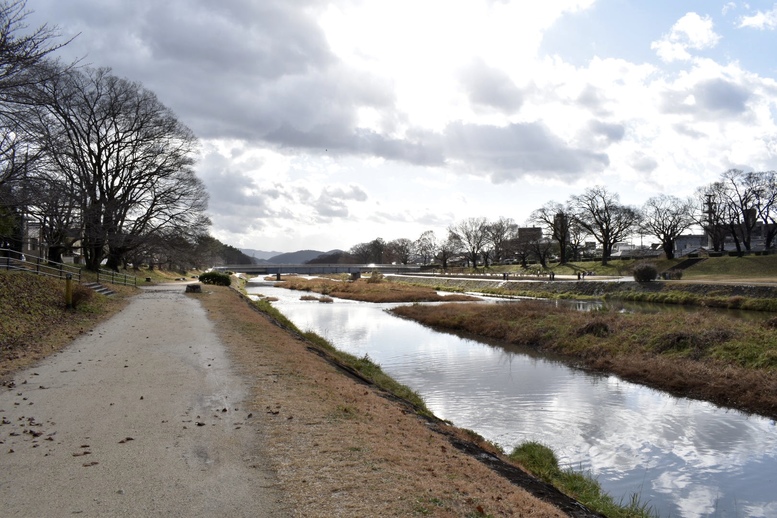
top-left (673, 123), bottom-right (707, 139)
top-left (588, 120), bottom-right (626, 142)
top-left (442, 121), bottom-right (610, 182)
top-left (576, 84), bottom-right (612, 116)
top-left (312, 185), bottom-right (368, 219)
top-left (693, 78), bottom-right (750, 114)
top-left (631, 154), bottom-right (658, 173)
top-left (661, 78), bottom-right (752, 119)
top-left (458, 59), bottom-right (524, 113)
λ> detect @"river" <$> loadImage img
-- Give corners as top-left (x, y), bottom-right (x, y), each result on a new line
top-left (246, 280), bottom-right (777, 518)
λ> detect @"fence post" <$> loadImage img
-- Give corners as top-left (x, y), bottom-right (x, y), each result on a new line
top-left (65, 273), bottom-right (73, 309)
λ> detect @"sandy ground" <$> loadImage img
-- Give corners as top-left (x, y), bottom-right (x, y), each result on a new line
top-left (0, 284), bottom-right (287, 517)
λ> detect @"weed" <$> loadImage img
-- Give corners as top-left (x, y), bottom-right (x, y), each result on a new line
top-left (509, 441), bottom-right (657, 518)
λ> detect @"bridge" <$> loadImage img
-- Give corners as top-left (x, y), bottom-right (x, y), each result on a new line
top-left (214, 263), bottom-right (422, 276)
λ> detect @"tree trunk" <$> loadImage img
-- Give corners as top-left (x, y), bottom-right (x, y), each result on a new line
top-left (662, 240), bottom-right (675, 260)
top-left (47, 245), bottom-right (64, 264)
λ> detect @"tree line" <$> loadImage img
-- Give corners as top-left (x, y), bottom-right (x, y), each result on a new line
top-left (332, 170), bottom-right (777, 268)
top-left (0, 1), bottom-right (230, 271)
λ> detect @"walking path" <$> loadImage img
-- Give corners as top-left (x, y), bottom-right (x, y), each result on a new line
top-left (0, 284), bottom-right (287, 517)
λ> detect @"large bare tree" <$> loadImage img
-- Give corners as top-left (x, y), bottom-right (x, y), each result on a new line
top-left (28, 67), bottom-right (207, 270)
top-left (640, 194), bottom-right (695, 259)
top-left (486, 217), bottom-right (517, 264)
top-left (569, 186), bottom-right (640, 265)
top-left (531, 201), bottom-right (573, 263)
top-left (386, 237), bottom-right (413, 265)
top-left (448, 217), bottom-right (488, 268)
top-left (0, 0), bottom-right (71, 251)
top-left (413, 230), bottom-right (437, 265)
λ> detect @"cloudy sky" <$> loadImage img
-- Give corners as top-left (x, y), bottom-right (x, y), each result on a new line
top-left (25, 0), bottom-right (777, 253)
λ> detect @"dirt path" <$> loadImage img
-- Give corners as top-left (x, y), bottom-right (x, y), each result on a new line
top-left (0, 285), bottom-right (287, 517)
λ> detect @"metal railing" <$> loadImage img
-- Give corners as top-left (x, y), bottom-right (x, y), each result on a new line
top-left (96, 268), bottom-right (137, 287)
top-left (0, 248), bottom-right (82, 282)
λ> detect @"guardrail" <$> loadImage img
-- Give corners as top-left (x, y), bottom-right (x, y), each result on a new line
top-left (96, 268), bottom-right (137, 287)
top-left (0, 248), bottom-right (82, 282)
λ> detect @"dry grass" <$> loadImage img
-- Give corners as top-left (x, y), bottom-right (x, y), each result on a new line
top-left (0, 271), bottom-right (135, 381)
top-left (278, 277), bottom-right (480, 303)
top-left (391, 301), bottom-right (777, 419)
top-left (196, 286), bottom-right (569, 517)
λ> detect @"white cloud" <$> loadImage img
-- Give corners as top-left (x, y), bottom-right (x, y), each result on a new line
top-left (738, 5), bottom-right (777, 29)
top-left (651, 13), bottom-right (721, 62)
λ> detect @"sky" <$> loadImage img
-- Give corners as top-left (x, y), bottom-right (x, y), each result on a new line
top-left (23, 0), bottom-right (777, 253)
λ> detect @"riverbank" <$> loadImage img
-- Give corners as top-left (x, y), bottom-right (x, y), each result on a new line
top-left (388, 275), bottom-right (777, 420)
top-left (272, 275), bottom-right (777, 419)
top-left (393, 274), bottom-right (777, 305)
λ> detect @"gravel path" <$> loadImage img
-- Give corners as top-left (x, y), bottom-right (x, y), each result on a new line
top-left (0, 284), bottom-right (287, 517)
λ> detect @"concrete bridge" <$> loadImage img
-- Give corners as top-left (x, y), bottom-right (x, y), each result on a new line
top-left (214, 263), bottom-right (422, 276)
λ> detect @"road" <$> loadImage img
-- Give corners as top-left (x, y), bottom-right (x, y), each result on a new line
top-left (0, 284), bottom-right (287, 517)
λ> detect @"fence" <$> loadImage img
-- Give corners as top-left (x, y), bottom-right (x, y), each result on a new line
top-left (96, 268), bottom-right (137, 287)
top-left (0, 249), bottom-right (82, 283)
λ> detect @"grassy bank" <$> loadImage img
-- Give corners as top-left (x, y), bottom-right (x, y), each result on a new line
top-left (251, 297), bottom-right (431, 415)
top-left (390, 300), bottom-right (777, 419)
top-left (277, 276), bottom-right (481, 303)
top-left (0, 271), bottom-right (136, 380)
top-left (510, 442), bottom-right (656, 518)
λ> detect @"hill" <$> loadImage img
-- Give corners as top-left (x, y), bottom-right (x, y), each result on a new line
top-left (240, 248), bottom-right (284, 262)
top-left (267, 249), bottom-right (327, 264)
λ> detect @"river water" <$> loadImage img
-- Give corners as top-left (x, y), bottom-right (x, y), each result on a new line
top-left (246, 280), bottom-right (777, 517)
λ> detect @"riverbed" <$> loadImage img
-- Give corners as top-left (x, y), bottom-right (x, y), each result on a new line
top-left (246, 279), bottom-right (777, 518)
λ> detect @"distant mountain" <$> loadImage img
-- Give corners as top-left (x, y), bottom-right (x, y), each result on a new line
top-left (240, 248), bottom-right (283, 261)
top-left (239, 248), bottom-right (346, 264)
top-left (267, 249), bottom-right (327, 264)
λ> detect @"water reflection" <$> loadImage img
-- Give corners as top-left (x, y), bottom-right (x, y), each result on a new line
top-left (247, 281), bottom-right (777, 518)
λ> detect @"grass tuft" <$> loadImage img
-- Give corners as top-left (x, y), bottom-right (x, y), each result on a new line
top-left (509, 441), bottom-right (657, 518)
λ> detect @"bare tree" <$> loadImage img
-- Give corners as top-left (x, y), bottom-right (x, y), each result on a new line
top-left (531, 201), bottom-right (574, 264)
top-left (752, 171), bottom-right (777, 249)
top-left (413, 230), bottom-right (437, 265)
top-left (349, 241), bottom-right (372, 263)
top-left (719, 169), bottom-right (761, 253)
top-left (640, 194), bottom-right (695, 259)
top-left (0, 1), bottom-right (72, 102)
top-left (28, 67), bottom-right (206, 270)
top-left (486, 217), bottom-right (517, 264)
top-left (436, 232), bottom-right (460, 269)
top-left (569, 186), bottom-right (640, 265)
top-left (387, 237), bottom-right (413, 265)
top-left (0, 0), bottom-right (72, 251)
top-left (448, 217), bottom-right (488, 268)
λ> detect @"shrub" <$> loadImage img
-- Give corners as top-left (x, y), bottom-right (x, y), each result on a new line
top-left (199, 271), bottom-right (231, 286)
top-left (366, 271), bottom-right (384, 283)
top-left (71, 284), bottom-right (94, 308)
top-left (632, 263), bottom-right (658, 282)
top-left (662, 269), bottom-right (683, 280)
top-left (576, 320), bottom-right (610, 337)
